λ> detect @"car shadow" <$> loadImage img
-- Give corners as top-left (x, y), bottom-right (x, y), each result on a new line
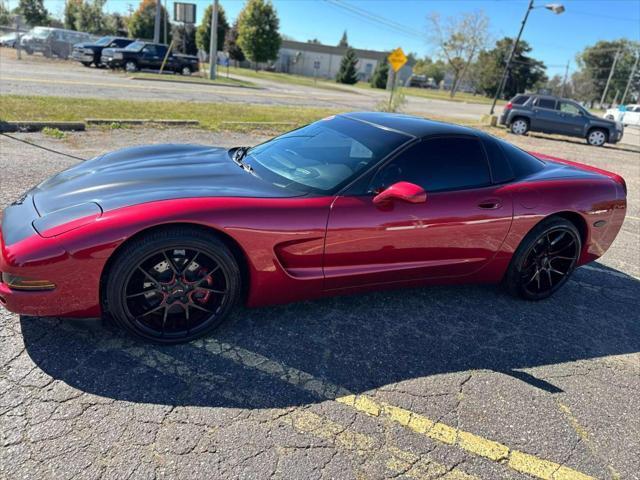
top-left (20, 263), bottom-right (640, 409)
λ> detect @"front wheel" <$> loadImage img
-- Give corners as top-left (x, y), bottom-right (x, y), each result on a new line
top-left (81, 62), bottom-right (92, 67)
top-left (180, 66), bottom-right (192, 76)
top-left (125, 60), bottom-right (138, 72)
top-left (105, 227), bottom-right (242, 344)
top-left (587, 129), bottom-right (607, 146)
top-left (504, 217), bottom-right (581, 300)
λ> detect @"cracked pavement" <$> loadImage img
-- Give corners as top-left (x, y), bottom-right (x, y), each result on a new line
top-left (1, 128), bottom-right (639, 479)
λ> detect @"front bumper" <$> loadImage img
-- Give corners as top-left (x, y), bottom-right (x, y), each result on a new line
top-left (100, 55), bottom-right (123, 67)
top-left (72, 51), bottom-right (95, 62)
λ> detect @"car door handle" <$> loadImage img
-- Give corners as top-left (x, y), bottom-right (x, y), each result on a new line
top-left (478, 199), bottom-right (502, 209)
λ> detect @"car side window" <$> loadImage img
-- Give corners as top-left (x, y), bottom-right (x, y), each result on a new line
top-left (143, 45), bottom-right (157, 55)
top-left (373, 137), bottom-right (492, 193)
top-left (558, 101), bottom-right (581, 115)
top-left (535, 98), bottom-right (556, 109)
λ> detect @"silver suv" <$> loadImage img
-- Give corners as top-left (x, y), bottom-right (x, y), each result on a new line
top-left (499, 94), bottom-right (624, 146)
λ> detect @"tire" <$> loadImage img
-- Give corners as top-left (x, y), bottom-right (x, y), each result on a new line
top-left (504, 217), bottom-right (581, 301)
top-left (510, 118), bottom-right (529, 135)
top-left (81, 62), bottom-right (92, 67)
top-left (104, 227), bottom-right (242, 344)
top-left (180, 66), bottom-right (192, 76)
top-left (125, 60), bottom-right (138, 73)
top-left (586, 128), bottom-right (607, 146)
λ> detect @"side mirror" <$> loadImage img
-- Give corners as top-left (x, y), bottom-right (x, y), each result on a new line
top-left (373, 181), bottom-right (427, 206)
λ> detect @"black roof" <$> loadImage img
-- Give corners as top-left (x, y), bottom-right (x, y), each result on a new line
top-left (341, 112), bottom-right (477, 138)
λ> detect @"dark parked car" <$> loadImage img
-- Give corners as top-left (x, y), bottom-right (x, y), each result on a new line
top-left (101, 41), bottom-right (199, 75)
top-left (499, 94), bottom-right (624, 146)
top-left (72, 36), bottom-right (134, 67)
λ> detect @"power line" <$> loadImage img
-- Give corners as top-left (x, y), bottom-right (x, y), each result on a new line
top-left (0, 133), bottom-right (87, 161)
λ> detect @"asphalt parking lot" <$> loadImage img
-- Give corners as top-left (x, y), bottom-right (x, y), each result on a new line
top-left (1, 127), bottom-right (639, 480)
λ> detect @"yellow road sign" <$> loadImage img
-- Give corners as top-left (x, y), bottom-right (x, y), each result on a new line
top-left (388, 47), bottom-right (407, 72)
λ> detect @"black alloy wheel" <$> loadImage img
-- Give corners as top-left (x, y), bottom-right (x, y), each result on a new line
top-left (505, 217), bottom-right (581, 300)
top-left (105, 228), bottom-right (241, 343)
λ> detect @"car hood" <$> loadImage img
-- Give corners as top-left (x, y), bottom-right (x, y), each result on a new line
top-left (31, 144), bottom-right (300, 216)
top-left (74, 42), bottom-right (104, 49)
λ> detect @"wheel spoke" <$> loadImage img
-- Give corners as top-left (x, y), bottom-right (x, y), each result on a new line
top-left (550, 255), bottom-right (575, 262)
top-left (163, 251), bottom-right (179, 275)
top-left (139, 303), bottom-right (164, 318)
top-left (525, 268), bottom-right (541, 286)
top-left (161, 306), bottom-right (169, 335)
top-left (550, 231), bottom-right (566, 246)
top-left (137, 267), bottom-right (161, 287)
top-left (194, 265), bottom-right (221, 286)
top-left (546, 269), bottom-right (553, 287)
top-left (189, 303), bottom-right (213, 314)
top-left (182, 251), bottom-right (200, 275)
top-left (195, 286), bottom-right (227, 294)
top-left (549, 267), bottom-right (565, 276)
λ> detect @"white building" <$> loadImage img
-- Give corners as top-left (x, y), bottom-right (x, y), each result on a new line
top-left (272, 40), bottom-right (388, 82)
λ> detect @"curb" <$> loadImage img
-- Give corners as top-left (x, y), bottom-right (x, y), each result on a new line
top-left (85, 119), bottom-right (200, 126)
top-left (128, 76), bottom-right (262, 90)
top-left (0, 121), bottom-right (85, 132)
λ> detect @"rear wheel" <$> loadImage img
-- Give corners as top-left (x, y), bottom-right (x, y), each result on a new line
top-left (587, 128), bottom-right (607, 146)
top-left (510, 118), bottom-right (529, 135)
top-left (105, 227), bottom-right (241, 343)
top-left (505, 217), bottom-right (581, 300)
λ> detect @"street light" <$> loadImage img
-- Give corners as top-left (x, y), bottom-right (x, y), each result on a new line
top-left (489, 1), bottom-right (565, 115)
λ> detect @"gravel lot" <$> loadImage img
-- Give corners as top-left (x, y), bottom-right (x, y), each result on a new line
top-left (1, 127), bottom-right (639, 480)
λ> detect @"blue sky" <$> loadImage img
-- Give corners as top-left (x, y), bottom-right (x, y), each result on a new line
top-left (30, 0), bottom-right (640, 76)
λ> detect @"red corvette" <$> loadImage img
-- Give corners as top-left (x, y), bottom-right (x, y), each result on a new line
top-left (0, 113), bottom-right (627, 343)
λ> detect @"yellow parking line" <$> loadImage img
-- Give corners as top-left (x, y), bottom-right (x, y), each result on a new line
top-left (87, 330), bottom-right (477, 480)
top-left (0, 75), bottom-right (309, 101)
top-left (194, 337), bottom-right (597, 480)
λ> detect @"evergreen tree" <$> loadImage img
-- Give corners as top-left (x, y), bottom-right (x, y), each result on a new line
top-left (336, 47), bottom-right (359, 84)
top-left (195, 3), bottom-right (229, 53)
top-left (237, 0), bottom-right (281, 66)
top-left (370, 57), bottom-right (389, 89)
top-left (337, 30), bottom-right (348, 47)
top-left (224, 20), bottom-right (245, 64)
top-left (172, 23), bottom-right (197, 55)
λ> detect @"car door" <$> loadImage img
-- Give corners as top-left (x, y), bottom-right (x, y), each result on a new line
top-left (530, 97), bottom-right (558, 132)
top-left (554, 100), bottom-right (589, 137)
top-left (140, 45), bottom-right (160, 69)
top-left (323, 135), bottom-right (514, 290)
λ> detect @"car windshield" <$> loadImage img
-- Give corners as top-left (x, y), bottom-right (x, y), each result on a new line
top-left (95, 36), bottom-right (113, 46)
top-left (124, 41), bottom-right (145, 51)
top-left (31, 27), bottom-right (51, 39)
top-left (243, 116), bottom-right (411, 194)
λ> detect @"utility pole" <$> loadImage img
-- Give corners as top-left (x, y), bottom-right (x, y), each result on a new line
top-left (208, 0), bottom-right (219, 80)
top-left (561, 60), bottom-right (569, 97)
top-left (489, 0), bottom-right (534, 115)
top-left (621, 52), bottom-right (639, 104)
top-left (153, 0), bottom-right (161, 43)
top-left (600, 48), bottom-right (620, 107)
top-left (163, 0), bottom-right (168, 44)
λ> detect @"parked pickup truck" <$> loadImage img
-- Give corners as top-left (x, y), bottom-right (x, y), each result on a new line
top-left (101, 41), bottom-right (199, 75)
top-left (499, 93), bottom-right (623, 146)
top-left (72, 36), bottom-right (135, 67)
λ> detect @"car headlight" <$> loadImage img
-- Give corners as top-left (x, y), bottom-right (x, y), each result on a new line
top-left (113, 52), bottom-right (123, 59)
top-left (32, 202), bottom-right (102, 238)
top-left (84, 48), bottom-right (94, 54)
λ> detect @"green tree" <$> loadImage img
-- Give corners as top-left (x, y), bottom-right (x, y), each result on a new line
top-left (63, 0), bottom-right (81, 30)
top-left (413, 56), bottom-right (446, 87)
top-left (224, 20), bottom-right (245, 64)
top-left (338, 30), bottom-right (348, 47)
top-left (75, 0), bottom-right (108, 34)
top-left (570, 69), bottom-right (597, 105)
top-left (128, 0), bottom-right (169, 41)
top-left (0, 1), bottom-right (11, 26)
top-left (577, 39), bottom-right (639, 104)
top-left (18, 0), bottom-right (49, 26)
top-left (237, 0), bottom-right (281, 67)
top-left (172, 23), bottom-right (197, 55)
top-left (476, 37), bottom-right (547, 99)
top-left (104, 12), bottom-right (127, 35)
top-left (336, 47), bottom-right (359, 84)
top-left (195, 3), bottom-right (228, 53)
top-left (370, 57), bottom-right (389, 89)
